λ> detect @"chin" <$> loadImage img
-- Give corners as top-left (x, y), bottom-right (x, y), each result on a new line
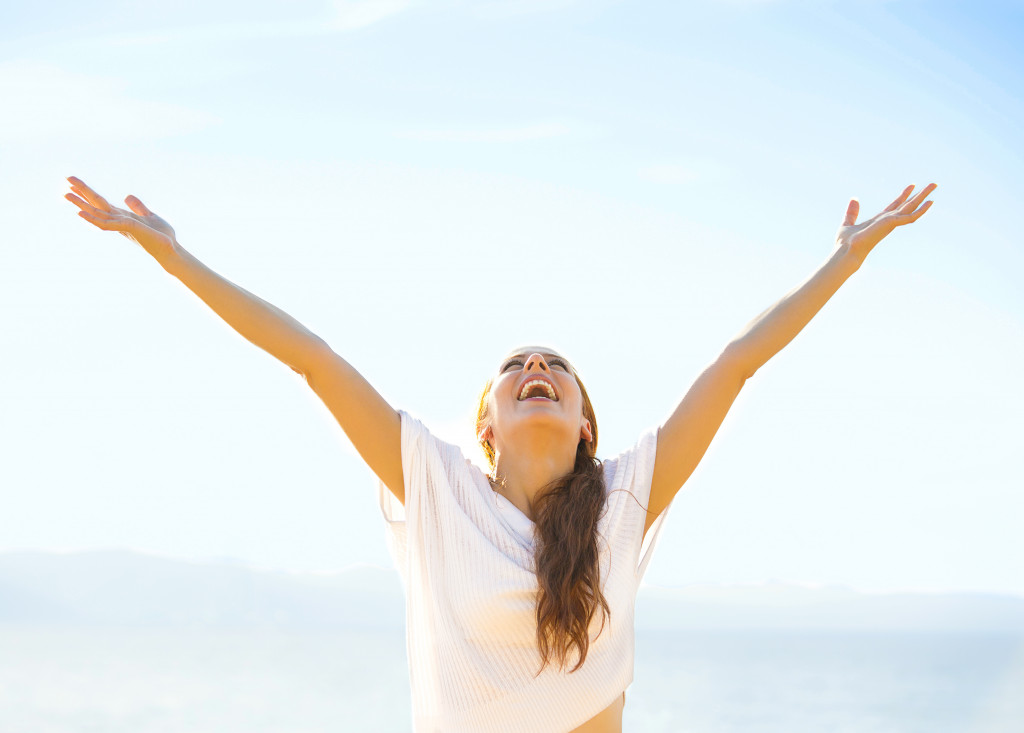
top-left (507, 412), bottom-right (577, 439)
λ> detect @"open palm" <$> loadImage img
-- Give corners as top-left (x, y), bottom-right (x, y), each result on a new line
top-left (65, 176), bottom-right (177, 258)
top-left (837, 182), bottom-right (937, 262)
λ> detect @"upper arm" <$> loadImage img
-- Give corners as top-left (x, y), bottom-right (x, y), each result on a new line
top-left (644, 348), bottom-right (748, 541)
top-left (302, 344), bottom-right (404, 506)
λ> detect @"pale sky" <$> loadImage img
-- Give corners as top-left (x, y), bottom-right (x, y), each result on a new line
top-left (2, 0), bottom-right (1021, 596)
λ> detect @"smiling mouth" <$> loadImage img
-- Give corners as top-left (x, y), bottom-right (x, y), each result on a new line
top-left (517, 379), bottom-right (558, 401)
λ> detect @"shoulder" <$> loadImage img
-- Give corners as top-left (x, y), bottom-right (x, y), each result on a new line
top-left (602, 425), bottom-right (660, 490)
top-left (398, 410), bottom-right (486, 482)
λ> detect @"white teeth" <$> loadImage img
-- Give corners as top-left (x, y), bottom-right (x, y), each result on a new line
top-left (518, 379), bottom-right (557, 401)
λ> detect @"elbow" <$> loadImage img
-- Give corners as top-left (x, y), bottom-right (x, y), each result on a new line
top-left (720, 343), bottom-right (754, 384)
top-left (294, 338), bottom-right (332, 382)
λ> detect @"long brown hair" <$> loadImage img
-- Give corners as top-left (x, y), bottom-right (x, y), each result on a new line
top-left (475, 366), bottom-right (611, 676)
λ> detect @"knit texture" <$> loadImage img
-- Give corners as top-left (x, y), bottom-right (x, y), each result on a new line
top-left (378, 410), bottom-right (673, 732)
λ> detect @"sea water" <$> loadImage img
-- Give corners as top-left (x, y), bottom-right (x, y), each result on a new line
top-left (1, 627), bottom-right (1021, 732)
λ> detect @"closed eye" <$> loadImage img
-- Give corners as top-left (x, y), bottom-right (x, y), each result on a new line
top-left (500, 357), bottom-right (569, 372)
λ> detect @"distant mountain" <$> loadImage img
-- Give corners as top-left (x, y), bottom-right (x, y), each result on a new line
top-left (2, 550), bottom-right (1022, 633)
top-left (636, 581), bottom-right (1024, 633)
top-left (0, 550), bottom-right (404, 630)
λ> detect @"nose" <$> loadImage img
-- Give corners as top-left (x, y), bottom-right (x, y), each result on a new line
top-left (524, 353), bottom-right (550, 373)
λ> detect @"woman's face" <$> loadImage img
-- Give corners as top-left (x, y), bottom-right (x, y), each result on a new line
top-left (480, 346), bottom-right (593, 453)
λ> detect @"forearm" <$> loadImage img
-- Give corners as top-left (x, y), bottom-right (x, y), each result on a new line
top-left (728, 243), bottom-right (864, 380)
top-left (157, 242), bottom-right (326, 376)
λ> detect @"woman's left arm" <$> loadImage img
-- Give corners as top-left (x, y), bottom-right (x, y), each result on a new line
top-left (644, 183), bottom-right (937, 539)
top-left (728, 182), bottom-right (937, 380)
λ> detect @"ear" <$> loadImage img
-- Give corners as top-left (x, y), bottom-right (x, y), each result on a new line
top-left (580, 419), bottom-right (593, 443)
top-left (478, 425), bottom-right (493, 447)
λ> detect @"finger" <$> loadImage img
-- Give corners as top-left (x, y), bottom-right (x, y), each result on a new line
top-left (843, 198), bottom-right (859, 226)
top-left (125, 195), bottom-right (153, 217)
top-left (70, 183), bottom-right (113, 212)
top-left (65, 192), bottom-right (110, 217)
top-left (66, 176), bottom-right (113, 212)
top-left (69, 185), bottom-right (97, 205)
top-left (76, 208), bottom-right (120, 231)
top-left (883, 185), bottom-right (915, 214)
top-left (901, 182), bottom-right (938, 213)
top-left (909, 199), bottom-right (934, 221)
top-left (893, 198), bottom-right (935, 226)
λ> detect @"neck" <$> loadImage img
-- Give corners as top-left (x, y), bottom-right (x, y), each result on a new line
top-left (491, 441), bottom-right (577, 522)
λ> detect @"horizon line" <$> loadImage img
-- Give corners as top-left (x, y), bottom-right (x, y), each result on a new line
top-left (4, 545), bottom-right (1023, 600)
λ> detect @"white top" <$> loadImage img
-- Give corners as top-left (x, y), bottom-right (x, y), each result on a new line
top-left (378, 410), bottom-right (674, 733)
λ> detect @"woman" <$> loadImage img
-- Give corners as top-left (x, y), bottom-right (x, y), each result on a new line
top-left (65, 176), bottom-right (936, 732)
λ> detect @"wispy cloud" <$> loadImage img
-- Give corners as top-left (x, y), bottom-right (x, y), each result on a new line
top-left (395, 119), bottom-right (606, 143)
top-left (59, 0), bottom-right (413, 49)
top-left (458, 0), bottom-right (586, 20)
top-left (0, 61), bottom-right (217, 143)
top-left (636, 163), bottom-right (701, 185)
top-left (330, 0), bottom-right (412, 31)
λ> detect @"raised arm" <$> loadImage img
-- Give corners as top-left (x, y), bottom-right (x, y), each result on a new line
top-left (643, 183), bottom-right (937, 541)
top-left (64, 176), bottom-right (404, 503)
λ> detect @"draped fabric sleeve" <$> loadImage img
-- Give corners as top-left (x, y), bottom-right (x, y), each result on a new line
top-left (377, 409), bottom-right (473, 586)
top-left (600, 424), bottom-right (674, 585)
top-left (375, 409), bottom-right (484, 730)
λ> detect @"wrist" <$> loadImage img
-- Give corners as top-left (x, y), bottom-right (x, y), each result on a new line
top-left (835, 241), bottom-right (867, 272)
top-left (155, 238), bottom-right (186, 274)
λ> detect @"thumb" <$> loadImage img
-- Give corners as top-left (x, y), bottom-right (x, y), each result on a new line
top-left (125, 195), bottom-right (153, 217)
top-left (843, 198), bottom-right (859, 227)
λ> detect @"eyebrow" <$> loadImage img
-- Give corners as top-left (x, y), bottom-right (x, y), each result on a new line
top-left (499, 353), bottom-right (571, 367)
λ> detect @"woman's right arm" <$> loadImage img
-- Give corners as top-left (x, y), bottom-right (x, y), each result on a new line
top-left (163, 246), bottom-right (405, 504)
top-left (65, 176), bottom-right (404, 504)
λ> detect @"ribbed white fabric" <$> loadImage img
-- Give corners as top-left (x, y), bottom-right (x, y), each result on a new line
top-left (378, 410), bottom-right (674, 733)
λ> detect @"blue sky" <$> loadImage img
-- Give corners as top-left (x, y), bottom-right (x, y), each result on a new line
top-left (1, 0), bottom-right (1021, 595)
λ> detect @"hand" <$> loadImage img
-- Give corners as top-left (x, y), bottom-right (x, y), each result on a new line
top-left (836, 182), bottom-right (937, 263)
top-left (64, 176), bottom-right (179, 261)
